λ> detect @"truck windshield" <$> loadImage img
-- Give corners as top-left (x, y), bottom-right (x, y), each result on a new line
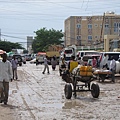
top-left (65, 50), bottom-right (73, 54)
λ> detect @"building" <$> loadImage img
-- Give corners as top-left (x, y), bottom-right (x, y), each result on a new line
top-left (27, 36), bottom-right (34, 53)
top-left (64, 12), bottom-right (120, 49)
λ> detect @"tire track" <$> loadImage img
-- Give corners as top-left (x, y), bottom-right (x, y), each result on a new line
top-left (13, 69), bottom-right (43, 120)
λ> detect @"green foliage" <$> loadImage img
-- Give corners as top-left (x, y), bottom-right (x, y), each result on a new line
top-left (0, 41), bottom-right (24, 52)
top-left (32, 28), bottom-right (64, 53)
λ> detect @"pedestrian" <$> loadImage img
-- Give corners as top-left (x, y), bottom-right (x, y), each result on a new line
top-left (51, 56), bottom-right (57, 70)
top-left (96, 56), bottom-right (100, 68)
top-left (109, 56), bottom-right (116, 83)
top-left (77, 57), bottom-right (84, 65)
top-left (61, 57), bottom-right (66, 68)
top-left (102, 54), bottom-right (109, 69)
top-left (11, 55), bottom-right (18, 80)
top-left (36, 56), bottom-right (39, 66)
top-left (42, 55), bottom-right (50, 74)
top-left (0, 53), bottom-right (13, 105)
top-left (92, 57), bottom-right (97, 68)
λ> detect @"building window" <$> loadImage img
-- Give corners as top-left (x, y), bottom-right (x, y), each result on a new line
top-left (100, 24), bottom-right (102, 27)
top-left (88, 35), bottom-right (92, 40)
top-left (105, 24), bottom-right (109, 28)
top-left (76, 35), bottom-right (81, 40)
top-left (88, 29), bottom-right (92, 35)
top-left (94, 24), bottom-right (98, 27)
top-left (76, 24), bottom-right (81, 28)
top-left (88, 24), bottom-right (92, 29)
top-left (95, 36), bottom-right (98, 38)
top-left (114, 22), bottom-right (118, 33)
top-left (114, 22), bottom-right (120, 33)
top-left (76, 17), bottom-right (81, 23)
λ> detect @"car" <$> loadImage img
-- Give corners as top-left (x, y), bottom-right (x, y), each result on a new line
top-left (25, 54), bottom-right (32, 61)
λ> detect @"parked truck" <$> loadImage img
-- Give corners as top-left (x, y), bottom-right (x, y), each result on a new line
top-left (46, 51), bottom-right (60, 65)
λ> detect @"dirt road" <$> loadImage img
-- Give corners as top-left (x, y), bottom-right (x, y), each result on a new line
top-left (0, 63), bottom-right (120, 120)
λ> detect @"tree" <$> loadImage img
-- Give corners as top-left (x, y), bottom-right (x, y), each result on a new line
top-left (32, 28), bottom-right (64, 53)
top-left (0, 41), bottom-right (24, 52)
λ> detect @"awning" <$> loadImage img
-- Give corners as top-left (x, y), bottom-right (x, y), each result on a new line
top-left (37, 52), bottom-right (46, 55)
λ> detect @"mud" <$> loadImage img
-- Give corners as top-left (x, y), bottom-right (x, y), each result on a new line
top-left (0, 63), bottom-right (120, 120)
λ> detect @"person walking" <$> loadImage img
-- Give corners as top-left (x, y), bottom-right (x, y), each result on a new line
top-left (102, 54), bottom-right (109, 69)
top-left (92, 57), bottom-right (97, 68)
top-left (109, 56), bottom-right (116, 83)
top-left (42, 56), bottom-right (50, 74)
top-left (51, 56), bottom-right (57, 70)
top-left (0, 53), bottom-right (13, 105)
top-left (11, 55), bottom-right (18, 80)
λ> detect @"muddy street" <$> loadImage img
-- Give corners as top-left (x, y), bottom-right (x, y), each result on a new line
top-left (0, 62), bottom-right (120, 120)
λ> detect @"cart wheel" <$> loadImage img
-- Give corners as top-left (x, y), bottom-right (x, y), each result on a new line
top-left (91, 83), bottom-right (100, 98)
top-left (64, 84), bottom-right (72, 99)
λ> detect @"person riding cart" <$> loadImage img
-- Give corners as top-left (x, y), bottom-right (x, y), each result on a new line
top-left (68, 56), bottom-right (78, 73)
top-left (62, 55), bottom-right (78, 82)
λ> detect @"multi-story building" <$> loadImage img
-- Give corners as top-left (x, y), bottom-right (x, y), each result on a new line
top-left (64, 11), bottom-right (120, 49)
top-left (27, 36), bottom-right (34, 53)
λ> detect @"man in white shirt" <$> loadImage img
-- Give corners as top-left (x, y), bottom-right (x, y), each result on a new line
top-left (109, 56), bottom-right (116, 83)
top-left (0, 53), bottom-right (12, 105)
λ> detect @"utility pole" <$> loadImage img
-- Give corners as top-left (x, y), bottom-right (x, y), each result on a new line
top-left (100, 12), bottom-right (105, 42)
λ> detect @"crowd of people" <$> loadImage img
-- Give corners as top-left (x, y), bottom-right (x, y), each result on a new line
top-left (60, 53), bottom-right (116, 83)
top-left (0, 52), bottom-right (117, 105)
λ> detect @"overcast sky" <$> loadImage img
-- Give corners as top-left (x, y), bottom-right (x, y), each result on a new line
top-left (0, 0), bottom-right (120, 48)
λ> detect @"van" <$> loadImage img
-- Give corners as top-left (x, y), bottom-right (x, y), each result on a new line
top-left (61, 47), bottom-right (75, 58)
top-left (99, 52), bottom-right (120, 73)
top-left (77, 50), bottom-right (100, 58)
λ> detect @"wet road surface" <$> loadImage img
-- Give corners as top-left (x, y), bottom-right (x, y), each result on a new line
top-left (1, 62), bottom-right (120, 120)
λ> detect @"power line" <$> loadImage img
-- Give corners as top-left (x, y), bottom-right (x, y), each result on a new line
top-left (1, 34), bottom-right (26, 40)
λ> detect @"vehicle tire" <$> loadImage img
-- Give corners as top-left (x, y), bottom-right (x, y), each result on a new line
top-left (91, 83), bottom-right (100, 98)
top-left (64, 84), bottom-right (72, 99)
top-left (19, 63), bottom-right (22, 66)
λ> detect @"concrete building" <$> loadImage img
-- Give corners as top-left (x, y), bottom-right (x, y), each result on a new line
top-left (27, 36), bottom-right (34, 53)
top-left (64, 12), bottom-right (120, 49)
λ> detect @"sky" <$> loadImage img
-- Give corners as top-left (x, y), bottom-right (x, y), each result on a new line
top-left (0, 0), bottom-right (120, 48)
